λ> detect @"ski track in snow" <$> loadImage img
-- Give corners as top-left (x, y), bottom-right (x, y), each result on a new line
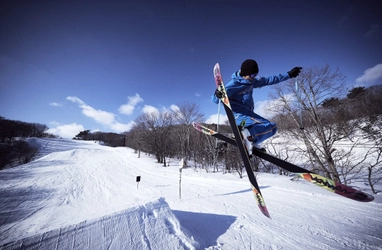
top-left (0, 138), bottom-right (381, 250)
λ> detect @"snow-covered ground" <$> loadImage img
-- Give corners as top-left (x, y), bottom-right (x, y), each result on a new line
top-left (0, 138), bottom-right (381, 250)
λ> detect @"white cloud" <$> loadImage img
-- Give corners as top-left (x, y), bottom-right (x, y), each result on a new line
top-left (205, 113), bottom-right (228, 124)
top-left (67, 96), bottom-right (85, 105)
top-left (142, 105), bottom-right (159, 115)
top-left (110, 121), bottom-right (136, 132)
top-left (66, 95), bottom-right (184, 134)
top-left (254, 100), bottom-right (278, 119)
top-left (254, 94), bottom-right (294, 119)
top-left (67, 96), bottom-right (115, 125)
top-left (119, 105), bottom-right (135, 117)
top-left (50, 121), bottom-right (61, 126)
top-left (82, 105), bottom-right (115, 125)
top-left (119, 93), bottom-right (143, 115)
top-left (66, 96), bottom-right (135, 133)
top-left (49, 102), bottom-right (62, 107)
top-left (170, 105), bottom-right (183, 120)
top-left (356, 64), bottom-right (382, 84)
top-left (47, 123), bottom-right (85, 139)
top-left (169, 104), bottom-right (180, 112)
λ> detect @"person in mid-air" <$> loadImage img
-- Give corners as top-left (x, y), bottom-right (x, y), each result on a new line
top-left (212, 59), bottom-right (302, 152)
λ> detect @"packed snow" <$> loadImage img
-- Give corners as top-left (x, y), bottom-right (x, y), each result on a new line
top-left (0, 138), bottom-right (381, 250)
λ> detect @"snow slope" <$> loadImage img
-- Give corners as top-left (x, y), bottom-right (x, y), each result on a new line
top-left (0, 138), bottom-right (381, 250)
top-left (1, 198), bottom-right (195, 250)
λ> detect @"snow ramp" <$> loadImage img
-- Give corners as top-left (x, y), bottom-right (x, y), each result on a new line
top-left (0, 198), bottom-right (198, 250)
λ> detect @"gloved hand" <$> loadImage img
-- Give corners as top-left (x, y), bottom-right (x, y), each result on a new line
top-left (288, 67), bottom-right (302, 78)
top-left (215, 88), bottom-right (224, 99)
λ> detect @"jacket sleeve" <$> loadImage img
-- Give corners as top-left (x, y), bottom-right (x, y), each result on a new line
top-left (253, 73), bottom-right (290, 88)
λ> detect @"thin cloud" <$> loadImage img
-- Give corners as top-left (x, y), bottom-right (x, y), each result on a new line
top-left (66, 96), bottom-right (134, 133)
top-left (67, 96), bottom-right (85, 105)
top-left (356, 64), bottom-right (382, 84)
top-left (49, 102), bottom-right (62, 107)
top-left (119, 93), bottom-right (143, 115)
top-left (67, 96), bottom-right (115, 125)
top-left (337, 5), bottom-right (354, 29)
top-left (141, 104), bottom-right (181, 119)
top-left (364, 23), bottom-right (381, 39)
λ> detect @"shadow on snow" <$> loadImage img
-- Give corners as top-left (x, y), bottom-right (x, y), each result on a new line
top-left (173, 210), bottom-right (236, 249)
top-left (216, 185), bottom-right (271, 197)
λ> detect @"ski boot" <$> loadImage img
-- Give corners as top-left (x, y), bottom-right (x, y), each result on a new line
top-left (241, 128), bottom-right (254, 156)
top-left (252, 143), bottom-right (266, 153)
top-left (241, 128), bottom-right (266, 153)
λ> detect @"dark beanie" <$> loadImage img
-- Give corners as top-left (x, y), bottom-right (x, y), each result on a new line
top-left (240, 59), bottom-right (259, 76)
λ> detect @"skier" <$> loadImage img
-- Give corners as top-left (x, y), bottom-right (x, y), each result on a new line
top-left (212, 59), bottom-right (301, 151)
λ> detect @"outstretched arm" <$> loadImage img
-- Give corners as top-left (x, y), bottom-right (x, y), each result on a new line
top-left (253, 67), bottom-right (302, 88)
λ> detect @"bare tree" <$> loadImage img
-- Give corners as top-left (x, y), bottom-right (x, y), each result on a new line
top-left (271, 65), bottom-right (349, 182)
top-left (172, 102), bottom-right (204, 167)
top-left (357, 114), bottom-right (382, 194)
top-left (135, 109), bottom-right (174, 166)
top-left (262, 136), bottom-right (307, 175)
top-left (367, 147), bottom-right (382, 194)
top-left (124, 123), bottom-right (146, 157)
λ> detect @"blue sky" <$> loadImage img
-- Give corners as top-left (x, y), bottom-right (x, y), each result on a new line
top-left (1, 0), bottom-right (381, 138)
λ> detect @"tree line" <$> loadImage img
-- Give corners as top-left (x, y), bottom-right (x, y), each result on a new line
top-left (0, 117), bottom-right (56, 170)
top-left (74, 130), bottom-right (126, 147)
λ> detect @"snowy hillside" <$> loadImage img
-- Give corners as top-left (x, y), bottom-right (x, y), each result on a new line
top-left (0, 138), bottom-right (381, 250)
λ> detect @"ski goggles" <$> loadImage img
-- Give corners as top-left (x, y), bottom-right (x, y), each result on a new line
top-left (250, 73), bottom-right (258, 78)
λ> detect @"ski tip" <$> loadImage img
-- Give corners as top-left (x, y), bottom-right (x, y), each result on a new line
top-left (252, 186), bottom-right (271, 218)
top-left (213, 63), bottom-right (220, 75)
top-left (350, 191), bottom-right (374, 202)
top-left (259, 205), bottom-right (271, 219)
top-left (192, 121), bottom-right (202, 131)
top-left (299, 173), bottom-right (375, 202)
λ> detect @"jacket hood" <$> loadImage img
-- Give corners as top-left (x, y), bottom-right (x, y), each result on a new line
top-left (231, 71), bottom-right (251, 85)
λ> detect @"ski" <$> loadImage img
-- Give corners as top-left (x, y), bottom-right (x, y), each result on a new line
top-left (212, 63), bottom-right (270, 218)
top-left (192, 122), bottom-right (374, 203)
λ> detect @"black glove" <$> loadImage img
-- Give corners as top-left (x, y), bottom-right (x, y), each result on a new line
top-left (215, 88), bottom-right (224, 99)
top-left (288, 67), bottom-right (302, 78)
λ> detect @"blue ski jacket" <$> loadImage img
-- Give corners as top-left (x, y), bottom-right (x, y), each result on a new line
top-left (212, 71), bottom-right (290, 116)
